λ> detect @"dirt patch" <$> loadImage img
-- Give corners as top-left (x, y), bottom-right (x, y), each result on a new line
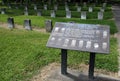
top-left (31, 62), bottom-right (119, 81)
top-left (0, 22), bottom-right (46, 33)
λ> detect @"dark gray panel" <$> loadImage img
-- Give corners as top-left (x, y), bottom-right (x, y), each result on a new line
top-left (46, 22), bottom-right (110, 54)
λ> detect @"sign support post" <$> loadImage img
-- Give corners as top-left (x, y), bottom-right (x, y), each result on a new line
top-left (61, 49), bottom-right (67, 75)
top-left (89, 52), bottom-right (96, 79)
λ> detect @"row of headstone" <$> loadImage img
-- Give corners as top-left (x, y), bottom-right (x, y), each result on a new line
top-left (7, 17), bottom-right (32, 30)
top-left (6, 2), bottom-right (106, 12)
top-left (7, 17), bottom-right (53, 32)
top-left (23, 10), bottom-right (103, 20)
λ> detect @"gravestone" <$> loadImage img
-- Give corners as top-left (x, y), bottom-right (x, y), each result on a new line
top-left (7, 17), bottom-right (14, 29)
top-left (24, 6), bottom-right (28, 10)
top-left (98, 12), bottom-right (103, 20)
top-left (34, 5), bottom-right (37, 10)
top-left (8, 3), bottom-right (12, 9)
top-left (54, 4), bottom-right (58, 11)
top-left (75, 3), bottom-right (78, 7)
top-left (1, 8), bottom-right (6, 14)
top-left (24, 10), bottom-right (28, 16)
top-left (46, 22), bottom-right (110, 79)
top-left (2, 1), bottom-right (5, 5)
top-left (81, 11), bottom-right (86, 19)
top-left (45, 20), bottom-right (53, 32)
top-left (44, 4), bottom-right (47, 10)
top-left (88, 7), bottom-right (93, 12)
top-left (37, 10), bottom-right (42, 16)
top-left (83, 2), bottom-right (87, 7)
top-left (66, 11), bottom-right (71, 18)
top-left (24, 19), bottom-right (32, 30)
top-left (77, 6), bottom-right (81, 12)
top-left (103, 3), bottom-right (107, 8)
top-left (100, 7), bottom-right (105, 12)
top-left (65, 6), bottom-right (69, 11)
top-left (15, 5), bottom-right (19, 9)
top-left (65, 2), bottom-right (68, 6)
top-left (51, 10), bottom-right (55, 18)
top-left (47, 22), bottom-right (110, 54)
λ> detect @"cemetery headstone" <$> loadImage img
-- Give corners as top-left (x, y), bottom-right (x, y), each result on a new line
top-left (103, 3), bottom-right (107, 8)
top-left (24, 10), bottom-right (28, 16)
top-left (54, 4), bottom-right (58, 11)
top-left (24, 6), bottom-right (28, 10)
top-left (44, 4), bottom-right (47, 10)
top-left (81, 11), bottom-right (86, 19)
top-left (100, 7), bottom-right (105, 12)
top-left (37, 10), bottom-right (42, 16)
top-left (7, 17), bottom-right (14, 29)
top-left (34, 5), bottom-right (37, 10)
top-left (8, 3), bottom-right (12, 9)
top-left (65, 6), bottom-right (69, 11)
top-left (45, 20), bottom-right (53, 32)
top-left (77, 6), bottom-right (81, 12)
top-left (1, 8), bottom-right (6, 14)
top-left (2, 1), bottom-right (5, 5)
top-left (68, 0), bottom-right (71, 2)
top-left (24, 19), bottom-right (32, 30)
top-left (15, 5), bottom-right (19, 9)
top-left (51, 10), bottom-right (56, 18)
top-left (83, 2), bottom-right (87, 7)
top-left (66, 11), bottom-right (71, 18)
top-left (98, 12), bottom-right (103, 20)
top-left (75, 3), bottom-right (78, 7)
top-left (89, 7), bottom-right (93, 12)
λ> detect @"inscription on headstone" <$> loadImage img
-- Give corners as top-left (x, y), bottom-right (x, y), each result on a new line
top-left (66, 11), bottom-right (71, 18)
top-left (98, 12), bottom-right (103, 20)
top-left (7, 17), bottom-right (14, 29)
top-left (81, 11), bottom-right (86, 19)
top-left (47, 22), bottom-right (110, 54)
top-left (24, 19), bottom-right (32, 30)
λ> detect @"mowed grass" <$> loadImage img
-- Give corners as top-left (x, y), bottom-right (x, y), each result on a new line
top-left (0, 27), bottom-right (118, 81)
top-left (0, 14), bottom-right (117, 34)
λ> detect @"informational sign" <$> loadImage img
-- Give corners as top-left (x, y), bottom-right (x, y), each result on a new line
top-left (46, 22), bottom-right (110, 54)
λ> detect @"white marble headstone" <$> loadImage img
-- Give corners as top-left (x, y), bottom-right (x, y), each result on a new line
top-left (98, 12), bottom-right (103, 20)
top-left (51, 10), bottom-right (55, 18)
top-left (66, 11), bottom-right (71, 18)
top-left (81, 11), bottom-right (86, 19)
top-left (89, 7), bottom-right (93, 12)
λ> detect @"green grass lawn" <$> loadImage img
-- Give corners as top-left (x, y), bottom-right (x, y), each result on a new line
top-left (0, 2), bottom-right (119, 81)
top-left (0, 27), bottom-right (118, 81)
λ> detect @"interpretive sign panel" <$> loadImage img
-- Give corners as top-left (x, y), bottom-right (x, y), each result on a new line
top-left (46, 22), bottom-right (110, 54)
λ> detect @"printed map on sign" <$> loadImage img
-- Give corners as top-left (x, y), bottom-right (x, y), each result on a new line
top-left (46, 22), bottom-right (110, 54)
